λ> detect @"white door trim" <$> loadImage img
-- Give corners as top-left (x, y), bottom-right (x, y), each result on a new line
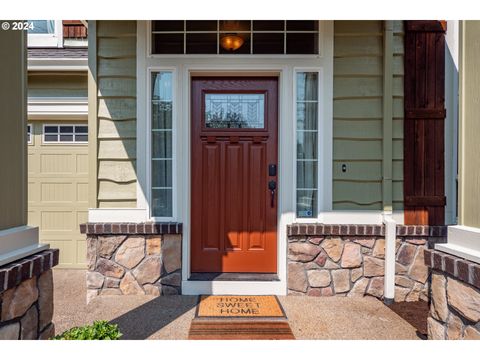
top-left (180, 64), bottom-right (290, 295)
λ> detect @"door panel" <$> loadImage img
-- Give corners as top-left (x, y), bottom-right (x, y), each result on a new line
top-left (191, 77), bottom-right (278, 273)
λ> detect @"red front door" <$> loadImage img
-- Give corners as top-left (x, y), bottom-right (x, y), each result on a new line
top-left (191, 77), bottom-right (278, 273)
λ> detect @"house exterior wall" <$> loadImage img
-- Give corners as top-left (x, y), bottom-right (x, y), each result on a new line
top-left (0, 30), bottom-right (28, 231)
top-left (90, 20), bottom-right (404, 212)
top-left (90, 20), bottom-right (137, 209)
top-left (459, 21), bottom-right (480, 228)
top-left (332, 20), bottom-right (404, 211)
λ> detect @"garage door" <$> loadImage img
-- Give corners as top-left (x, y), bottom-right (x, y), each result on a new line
top-left (27, 122), bottom-right (89, 268)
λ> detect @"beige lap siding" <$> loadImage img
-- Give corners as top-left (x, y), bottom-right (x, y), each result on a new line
top-left (333, 20), bottom-right (404, 210)
top-left (95, 21), bottom-right (137, 208)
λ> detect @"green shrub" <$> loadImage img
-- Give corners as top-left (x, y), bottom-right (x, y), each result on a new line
top-left (52, 320), bottom-right (122, 340)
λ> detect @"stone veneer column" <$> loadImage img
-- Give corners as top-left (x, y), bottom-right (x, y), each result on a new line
top-left (424, 249), bottom-right (480, 340)
top-left (287, 224), bottom-right (447, 300)
top-left (80, 223), bottom-right (182, 301)
top-left (0, 249), bottom-right (59, 340)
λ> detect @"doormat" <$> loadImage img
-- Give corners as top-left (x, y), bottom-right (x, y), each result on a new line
top-left (188, 296), bottom-right (295, 340)
top-left (195, 295), bottom-right (286, 318)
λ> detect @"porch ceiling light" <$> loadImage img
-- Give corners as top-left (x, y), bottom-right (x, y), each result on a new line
top-left (220, 34), bottom-right (244, 51)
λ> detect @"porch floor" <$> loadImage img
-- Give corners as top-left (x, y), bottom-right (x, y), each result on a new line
top-left (53, 269), bottom-right (421, 340)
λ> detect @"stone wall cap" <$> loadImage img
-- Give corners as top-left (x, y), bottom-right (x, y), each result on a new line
top-left (80, 222), bottom-right (183, 235)
top-left (287, 223), bottom-right (447, 237)
top-left (0, 249), bottom-right (59, 293)
top-left (425, 248), bottom-right (480, 290)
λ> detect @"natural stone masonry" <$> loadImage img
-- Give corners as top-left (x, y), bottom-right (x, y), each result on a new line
top-left (287, 224), bottom-right (446, 300)
top-left (0, 249), bottom-right (59, 340)
top-left (424, 248), bottom-right (480, 340)
top-left (81, 223), bottom-right (182, 300)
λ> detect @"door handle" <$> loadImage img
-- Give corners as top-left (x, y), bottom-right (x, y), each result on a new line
top-left (268, 180), bottom-right (277, 208)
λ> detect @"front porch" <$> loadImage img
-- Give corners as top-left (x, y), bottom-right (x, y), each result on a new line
top-left (52, 269), bottom-right (422, 339)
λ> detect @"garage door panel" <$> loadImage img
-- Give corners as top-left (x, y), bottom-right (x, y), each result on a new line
top-left (76, 183), bottom-right (89, 203)
top-left (40, 210), bottom-right (74, 231)
top-left (77, 211), bottom-right (88, 228)
top-left (28, 153), bottom-right (38, 174)
top-left (28, 121), bottom-right (89, 268)
top-left (40, 153), bottom-right (74, 174)
top-left (76, 154), bottom-right (89, 174)
top-left (41, 239), bottom-right (76, 265)
top-left (41, 183), bottom-right (74, 203)
top-left (28, 210), bottom-right (39, 226)
top-left (28, 182), bottom-right (39, 203)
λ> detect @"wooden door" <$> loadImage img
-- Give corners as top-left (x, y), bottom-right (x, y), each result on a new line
top-left (191, 77), bottom-right (278, 273)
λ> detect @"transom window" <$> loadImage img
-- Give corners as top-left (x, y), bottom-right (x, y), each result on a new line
top-left (151, 20), bottom-right (319, 55)
top-left (43, 124), bottom-right (88, 144)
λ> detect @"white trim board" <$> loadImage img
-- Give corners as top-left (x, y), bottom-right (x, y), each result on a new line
top-left (0, 226), bottom-right (48, 267)
top-left (88, 209), bottom-right (149, 223)
top-left (444, 20), bottom-right (459, 225)
top-left (435, 225), bottom-right (480, 264)
top-left (28, 58), bottom-right (88, 72)
top-left (320, 211), bottom-right (405, 225)
top-left (28, 97), bottom-right (88, 120)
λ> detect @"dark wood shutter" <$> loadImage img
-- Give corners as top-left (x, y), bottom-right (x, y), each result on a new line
top-left (404, 21), bottom-right (446, 225)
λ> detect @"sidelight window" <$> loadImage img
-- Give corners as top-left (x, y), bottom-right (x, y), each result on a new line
top-left (151, 71), bottom-right (174, 217)
top-left (296, 72), bottom-right (319, 218)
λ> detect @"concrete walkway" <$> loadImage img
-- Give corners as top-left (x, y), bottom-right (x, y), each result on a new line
top-left (53, 269), bottom-right (421, 340)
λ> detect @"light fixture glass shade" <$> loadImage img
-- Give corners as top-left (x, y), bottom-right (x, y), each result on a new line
top-left (220, 34), bottom-right (244, 51)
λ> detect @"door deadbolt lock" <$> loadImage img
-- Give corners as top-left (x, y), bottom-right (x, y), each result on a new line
top-left (269, 164), bottom-right (277, 176)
